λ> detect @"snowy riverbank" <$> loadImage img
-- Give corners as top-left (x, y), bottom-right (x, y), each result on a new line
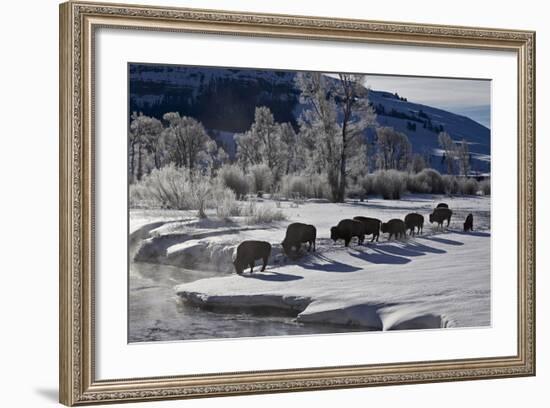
top-left (131, 194), bottom-right (491, 338)
top-left (175, 230), bottom-right (490, 330)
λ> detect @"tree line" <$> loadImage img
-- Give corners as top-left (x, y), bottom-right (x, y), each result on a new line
top-left (129, 73), bottom-right (473, 203)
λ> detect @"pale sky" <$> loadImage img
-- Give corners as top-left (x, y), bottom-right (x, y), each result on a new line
top-left (365, 75), bottom-right (491, 128)
top-left (325, 73), bottom-right (491, 128)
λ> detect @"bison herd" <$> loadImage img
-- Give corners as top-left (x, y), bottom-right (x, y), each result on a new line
top-left (233, 203), bottom-right (475, 274)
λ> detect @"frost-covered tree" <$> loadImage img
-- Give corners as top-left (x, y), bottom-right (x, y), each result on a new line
top-left (162, 112), bottom-right (216, 171)
top-left (333, 74), bottom-right (377, 201)
top-left (375, 127), bottom-right (412, 171)
top-left (235, 107), bottom-right (288, 180)
top-left (347, 143), bottom-right (369, 180)
top-left (295, 72), bottom-right (376, 202)
top-left (212, 146), bottom-right (230, 170)
top-left (438, 131), bottom-right (458, 175)
top-left (249, 163), bottom-right (274, 193)
top-left (234, 129), bottom-right (262, 169)
top-left (295, 72), bottom-right (341, 200)
top-left (411, 153), bottom-right (427, 173)
top-left (129, 112), bottom-right (163, 181)
top-left (457, 138), bottom-right (470, 177)
top-left (144, 130), bottom-right (167, 171)
top-left (252, 107), bottom-right (285, 177)
top-left (279, 122), bottom-right (302, 174)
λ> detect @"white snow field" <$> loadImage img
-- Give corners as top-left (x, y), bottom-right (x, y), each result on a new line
top-left (131, 194), bottom-right (490, 335)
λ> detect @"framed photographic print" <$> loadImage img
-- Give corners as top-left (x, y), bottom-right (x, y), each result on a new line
top-left (59, 1), bottom-right (536, 405)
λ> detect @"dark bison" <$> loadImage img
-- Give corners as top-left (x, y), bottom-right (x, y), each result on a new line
top-left (463, 213), bottom-right (474, 232)
top-left (429, 208), bottom-right (453, 228)
top-left (331, 219), bottom-right (365, 247)
top-left (282, 222), bottom-right (316, 257)
top-left (436, 203), bottom-right (449, 209)
top-left (353, 216), bottom-right (381, 242)
top-left (381, 219), bottom-right (407, 240)
top-left (404, 213), bottom-right (424, 236)
top-left (233, 240), bottom-right (271, 275)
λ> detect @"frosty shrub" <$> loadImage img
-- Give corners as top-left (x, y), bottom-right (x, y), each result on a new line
top-left (373, 170), bottom-right (406, 200)
top-left (212, 186), bottom-right (241, 219)
top-left (280, 174), bottom-right (308, 199)
top-left (129, 182), bottom-right (156, 209)
top-left (460, 178), bottom-right (479, 195)
top-left (238, 200), bottom-right (286, 224)
top-left (479, 179), bottom-right (491, 195)
top-left (249, 164), bottom-right (274, 194)
top-left (442, 175), bottom-right (461, 195)
top-left (129, 164), bottom-right (227, 218)
top-left (280, 174), bottom-right (331, 200)
top-left (281, 174), bottom-right (308, 198)
top-left (408, 168), bottom-right (445, 194)
top-left (308, 174), bottom-right (331, 199)
top-left (188, 173), bottom-right (213, 218)
top-left (218, 164), bottom-right (249, 198)
top-left (136, 164), bottom-right (195, 210)
top-left (358, 174), bottom-right (376, 197)
top-left (346, 183), bottom-right (365, 200)
top-left (405, 172), bottom-right (431, 194)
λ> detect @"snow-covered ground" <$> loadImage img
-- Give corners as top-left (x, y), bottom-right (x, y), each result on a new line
top-left (130, 194), bottom-right (490, 339)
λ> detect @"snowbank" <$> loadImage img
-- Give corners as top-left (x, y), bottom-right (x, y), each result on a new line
top-left (175, 230), bottom-right (489, 331)
top-left (130, 195), bottom-right (490, 333)
top-left (133, 218), bottom-right (288, 272)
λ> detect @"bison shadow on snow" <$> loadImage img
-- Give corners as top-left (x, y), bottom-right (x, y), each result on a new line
top-left (241, 271), bottom-right (303, 282)
top-left (349, 248), bottom-right (410, 265)
top-left (405, 241), bottom-right (446, 254)
top-left (370, 244), bottom-right (422, 259)
top-left (452, 230), bottom-right (491, 238)
top-left (374, 241), bottom-right (445, 257)
top-left (418, 235), bottom-right (464, 246)
top-left (300, 236), bottom-right (449, 269)
top-left (349, 240), bottom-right (445, 265)
top-left (299, 253), bottom-right (362, 273)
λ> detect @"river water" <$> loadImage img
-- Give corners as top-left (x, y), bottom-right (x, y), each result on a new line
top-left (129, 262), bottom-right (363, 342)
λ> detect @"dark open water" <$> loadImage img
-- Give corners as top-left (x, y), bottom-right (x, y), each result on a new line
top-left (129, 262), bottom-right (363, 342)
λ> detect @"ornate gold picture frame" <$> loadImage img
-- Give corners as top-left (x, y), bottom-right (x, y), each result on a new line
top-left (59, 1), bottom-right (535, 405)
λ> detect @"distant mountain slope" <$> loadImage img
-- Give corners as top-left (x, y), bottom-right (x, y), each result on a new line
top-left (366, 90), bottom-right (490, 173)
top-left (129, 64), bottom-right (490, 175)
top-left (129, 64), bottom-right (300, 133)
